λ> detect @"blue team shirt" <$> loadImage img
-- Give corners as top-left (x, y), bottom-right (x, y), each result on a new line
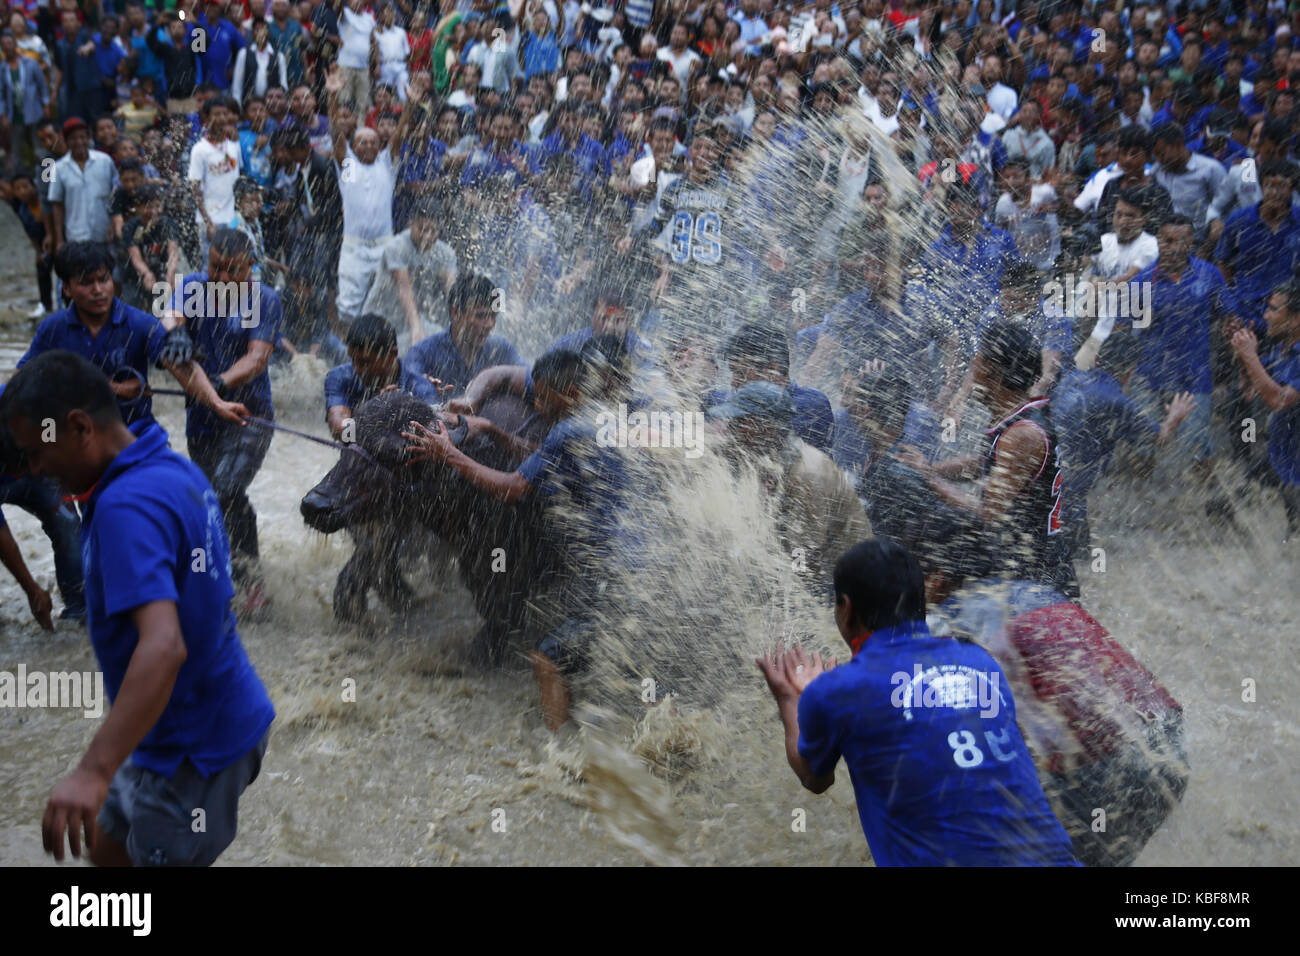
top-left (19, 299), bottom-right (166, 427)
top-left (920, 223), bottom-right (1020, 338)
top-left (80, 422), bottom-right (274, 777)
top-left (1263, 340), bottom-right (1300, 486)
top-left (797, 619), bottom-right (1079, 866)
top-left (1125, 259), bottom-right (1232, 393)
top-left (404, 330), bottom-right (522, 397)
top-left (517, 413), bottom-right (627, 555)
top-left (170, 272), bottom-right (283, 439)
top-left (1215, 204), bottom-right (1300, 326)
top-left (1052, 367), bottom-right (1159, 516)
top-left (197, 16), bottom-right (245, 90)
top-left (323, 359), bottom-right (440, 413)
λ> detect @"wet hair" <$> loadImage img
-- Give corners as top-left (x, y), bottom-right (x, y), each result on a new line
top-left (210, 227), bottom-right (255, 260)
top-left (270, 123), bottom-right (310, 151)
top-left (0, 350), bottom-right (121, 429)
top-left (117, 157), bottom-right (143, 176)
top-left (407, 196), bottom-right (442, 223)
top-left (135, 183), bottom-right (163, 203)
top-left (1271, 280), bottom-right (1300, 314)
top-left (54, 241), bottom-right (115, 282)
top-left (1158, 213), bottom-right (1195, 232)
top-left (346, 313), bottom-right (398, 354)
top-left (979, 320), bottom-right (1041, 393)
top-left (448, 271), bottom-right (498, 315)
top-left (1261, 118), bottom-right (1293, 147)
top-left (724, 323), bottom-right (789, 378)
top-left (1115, 186), bottom-right (1152, 217)
top-left (833, 538), bottom-right (927, 631)
top-left (1152, 122), bottom-right (1186, 147)
top-left (1116, 124), bottom-right (1151, 152)
top-left (1259, 157), bottom-right (1300, 188)
top-left (532, 348), bottom-right (586, 395)
top-left (1003, 155), bottom-right (1031, 173)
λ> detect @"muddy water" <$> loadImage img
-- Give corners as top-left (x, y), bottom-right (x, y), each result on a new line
top-left (1, 206), bottom-right (1297, 868)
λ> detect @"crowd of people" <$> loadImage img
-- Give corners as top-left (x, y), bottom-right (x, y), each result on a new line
top-left (1, 0), bottom-right (1299, 867)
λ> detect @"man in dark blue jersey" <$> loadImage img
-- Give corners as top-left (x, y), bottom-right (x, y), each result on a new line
top-left (404, 347), bottom-right (629, 731)
top-left (709, 323), bottom-right (834, 453)
top-left (404, 272), bottom-right (523, 399)
top-left (1054, 331), bottom-right (1197, 556)
top-left (1, 352), bottom-right (274, 867)
top-left (14, 241), bottom-right (249, 622)
top-left (757, 538), bottom-right (1078, 866)
top-left (165, 229), bottom-right (284, 615)
top-left (324, 313), bottom-right (440, 441)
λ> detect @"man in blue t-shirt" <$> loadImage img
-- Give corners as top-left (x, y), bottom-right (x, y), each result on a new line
top-left (404, 272), bottom-right (523, 399)
top-left (707, 322), bottom-right (834, 453)
top-left (324, 313), bottom-right (440, 440)
top-left (16, 241), bottom-right (249, 622)
top-left (1054, 331), bottom-right (1197, 556)
top-left (166, 229), bottom-right (284, 614)
top-left (1, 351), bottom-right (274, 867)
top-left (757, 538), bottom-right (1078, 866)
top-left (1230, 282), bottom-right (1300, 536)
top-left (404, 346), bottom-right (627, 732)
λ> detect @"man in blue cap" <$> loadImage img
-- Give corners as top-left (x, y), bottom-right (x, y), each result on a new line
top-left (707, 380), bottom-right (870, 595)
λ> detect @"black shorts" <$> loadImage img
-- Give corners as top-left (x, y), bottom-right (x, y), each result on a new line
top-left (97, 733), bottom-right (269, 867)
top-left (1043, 713), bottom-right (1189, 867)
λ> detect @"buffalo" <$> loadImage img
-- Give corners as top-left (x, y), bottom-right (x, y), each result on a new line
top-left (301, 389), bottom-right (551, 664)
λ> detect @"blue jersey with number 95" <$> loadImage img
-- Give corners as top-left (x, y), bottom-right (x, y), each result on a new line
top-left (797, 619), bottom-right (1079, 866)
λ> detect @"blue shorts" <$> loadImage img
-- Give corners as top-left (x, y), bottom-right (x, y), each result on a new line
top-left (97, 733), bottom-right (269, 866)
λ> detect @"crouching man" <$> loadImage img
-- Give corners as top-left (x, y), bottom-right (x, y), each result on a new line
top-left (2, 352), bottom-right (275, 866)
top-left (757, 539), bottom-right (1079, 866)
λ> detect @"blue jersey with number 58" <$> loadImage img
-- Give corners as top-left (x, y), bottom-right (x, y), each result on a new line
top-left (797, 619), bottom-right (1079, 866)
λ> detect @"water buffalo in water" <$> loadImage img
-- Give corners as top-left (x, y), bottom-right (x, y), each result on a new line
top-left (300, 389), bottom-right (551, 662)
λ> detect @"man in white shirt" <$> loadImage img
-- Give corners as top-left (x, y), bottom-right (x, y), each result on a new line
top-left (374, 4), bottom-right (410, 101)
top-left (49, 117), bottom-right (118, 250)
top-left (361, 198), bottom-right (459, 353)
top-left (1075, 189), bottom-right (1160, 368)
top-left (187, 96), bottom-right (243, 261)
top-left (982, 53), bottom-right (1018, 119)
top-left (1001, 100), bottom-right (1055, 179)
top-left (232, 20), bottom-right (288, 107)
top-left (326, 65), bottom-right (402, 325)
top-left (337, 0), bottom-right (377, 113)
top-left (865, 73), bottom-right (901, 136)
top-left (656, 21), bottom-right (701, 88)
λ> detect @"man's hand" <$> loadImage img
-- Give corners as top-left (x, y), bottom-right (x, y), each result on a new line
top-left (26, 582), bottom-right (54, 630)
top-left (757, 646), bottom-right (835, 704)
top-left (324, 63), bottom-right (344, 96)
top-left (214, 400), bottom-right (250, 425)
top-left (423, 375), bottom-right (457, 399)
top-left (445, 396), bottom-right (476, 415)
top-left (42, 766), bottom-right (111, 862)
top-left (402, 418), bottom-right (454, 464)
top-left (1230, 326), bottom-right (1259, 360)
top-left (205, 220), bottom-right (217, 239)
top-left (110, 377), bottom-right (144, 401)
top-left (1165, 391), bottom-right (1197, 426)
